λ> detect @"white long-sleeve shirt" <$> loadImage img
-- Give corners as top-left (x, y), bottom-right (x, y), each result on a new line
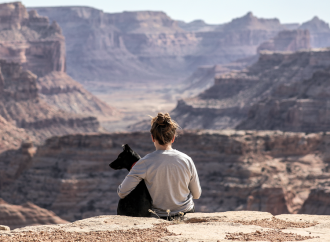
top-left (117, 149), bottom-right (202, 217)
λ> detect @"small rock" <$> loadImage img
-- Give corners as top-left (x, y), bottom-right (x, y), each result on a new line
top-left (0, 225), bottom-right (10, 231)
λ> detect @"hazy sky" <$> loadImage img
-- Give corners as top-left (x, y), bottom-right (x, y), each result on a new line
top-left (3, 0), bottom-right (330, 25)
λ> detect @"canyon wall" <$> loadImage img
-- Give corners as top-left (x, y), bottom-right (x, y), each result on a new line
top-left (0, 59), bottom-right (100, 141)
top-left (28, 8), bottom-right (291, 85)
top-left (0, 115), bottom-right (30, 153)
top-left (27, 7), bottom-right (330, 88)
top-left (0, 3), bottom-right (65, 76)
top-left (257, 29), bottom-right (311, 52)
top-left (1, 130), bottom-right (329, 222)
top-left (0, 2), bottom-right (119, 146)
top-left (172, 48), bottom-right (330, 131)
top-left (237, 66), bottom-right (330, 132)
top-left (0, 198), bottom-right (68, 229)
top-left (299, 16), bottom-right (330, 48)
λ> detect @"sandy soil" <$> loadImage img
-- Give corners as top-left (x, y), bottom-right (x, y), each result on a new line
top-left (1, 211), bottom-right (330, 242)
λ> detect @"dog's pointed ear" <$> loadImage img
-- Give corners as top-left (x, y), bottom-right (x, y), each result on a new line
top-left (122, 144), bottom-right (132, 151)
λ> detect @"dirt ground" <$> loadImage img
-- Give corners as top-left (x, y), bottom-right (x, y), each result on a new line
top-left (1, 211), bottom-right (329, 242)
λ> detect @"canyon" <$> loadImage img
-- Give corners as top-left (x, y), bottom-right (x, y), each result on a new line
top-left (173, 48), bottom-right (330, 131)
top-left (1, 130), bottom-right (330, 225)
top-left (25, 7), bottom-right (330, 130)
top-left (0, 2), bottom-right (117, 143)
top-left (1, 1), bottom-right (330, 232)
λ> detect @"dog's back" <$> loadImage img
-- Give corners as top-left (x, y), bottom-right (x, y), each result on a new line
top-left (109, 144), bottom-right (152, 217)
top-left (117, 180), bottom-right (152, 217)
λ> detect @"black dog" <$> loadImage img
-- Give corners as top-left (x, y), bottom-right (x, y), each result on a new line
top-left (109, 144), bottom-right (152, 217)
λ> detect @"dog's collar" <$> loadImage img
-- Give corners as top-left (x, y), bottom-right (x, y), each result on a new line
top-left (130, 161), bottom-right (138, 171)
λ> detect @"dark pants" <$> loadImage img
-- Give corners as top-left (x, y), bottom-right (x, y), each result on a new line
top-left (160, 207), bottom-right (195, 220)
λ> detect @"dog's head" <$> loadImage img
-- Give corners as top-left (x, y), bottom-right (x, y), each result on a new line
top-left (109, 144), bottom-right (141, 171)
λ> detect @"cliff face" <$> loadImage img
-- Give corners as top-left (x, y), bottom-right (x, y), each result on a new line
top-left (0, 3), bottom-right (65, 76)
top-left (299, 16), bottom-right (330, 48)
top-left (0, 115), bottom-right (30, 153)
top-left (0, 2), bottom-right (118, 146)
top-left (257, 29), bottom-right (311, 52)
top-left (28, 8), bottom-right (290, 84)
top-left (36, 71), bottom-right (119, 119)
top-left (172, 49), bottom-right (330, 131)
top-left (0, 198), bottom-right (68, 229)
top-left (0, 59), bottom-right (100, 141)
top-left (1, 130), bottom-right (330, 222)
top-left (299, 183), bottom-right (330, 215)
top-left (237, 66), bottom-right (330, 132)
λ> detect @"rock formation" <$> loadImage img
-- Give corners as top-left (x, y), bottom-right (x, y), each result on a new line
top-left (0, 3), bottom-right (65, 76)
top-left (0, 59), bottom-right (100, 142)
top-left (0, 2), bottom-right (119, 146)
top-left (0, 115), bottom-right (30, 153)
top-left (1, 130), bottom-right (330, 223)
top-left (299, 16), bottom-right (330, 48)
top-left (257, 29), bottom-right (311, 52)
top-left (237, 65), bottom-right (330, 132)
top-left (0, 198), bottom-right (68, 229)
top-left (1, 211), bottom-right (329, 242)
top-left (172, 48), bottom-right (330, 131)
top-left (28, 8), bottom-right (291, 85)
top-left (37, 71), bottom-right (119, 119)
top-left (299, 183), bottom-right (330, 215)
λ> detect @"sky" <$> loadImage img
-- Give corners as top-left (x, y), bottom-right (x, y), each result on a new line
top-left (2, 0), bottom-right (330, 25)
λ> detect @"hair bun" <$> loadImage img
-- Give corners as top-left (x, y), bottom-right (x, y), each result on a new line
top-left (156, 113), bottom-right (171, 125)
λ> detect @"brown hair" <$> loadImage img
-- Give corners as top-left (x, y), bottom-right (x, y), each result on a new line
top-left (150, 112), bottom-right (179, 145)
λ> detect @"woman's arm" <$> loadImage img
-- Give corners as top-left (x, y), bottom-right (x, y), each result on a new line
top-left (117, 162), bottom-right (147, 198)
top-left (188, 161), bottom-right (202, 199)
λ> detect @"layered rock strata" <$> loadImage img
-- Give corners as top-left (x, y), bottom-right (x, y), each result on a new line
top-left (0, 2), bottom-right (117, 123)
top-left (299, 16), bottom-right (330, 48)
top-left (1, 130), bottom-right (330, 222)
top-left (0, 198), bottom-right (68, 229)
top-left (0, 2), bottom-right (65, 76)
top-left (37, 71), bottom-right (119, 120)
top-left (27, 7), bottom-right (330, 86)
top-left (257, 29), bottom-right (311, 52)
top-left (29, 8), bottom-right (291, 84)
top-left (237, 66), bottom-right (330, 132)
top-left (0, 2), bottom-right (118, 146)
top-left (172, 48), bottom-right (330, 130)
top-left (0, 59), bottom-right (100, 141)
top-left (0, 115), bottom-right (30, 153)
top-left (299, 183), bottom-right (330, 215)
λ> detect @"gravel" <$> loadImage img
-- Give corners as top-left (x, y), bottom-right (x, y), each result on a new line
top-left (233, 216), bottom-right (319, 229)
top-left (0, 224), bottom-right (175, 242)
top-left (225, 230), bottom-right (318, 241)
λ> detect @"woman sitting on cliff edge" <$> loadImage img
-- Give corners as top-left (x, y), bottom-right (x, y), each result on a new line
top-left (117, 112), bottom-right (201, 219)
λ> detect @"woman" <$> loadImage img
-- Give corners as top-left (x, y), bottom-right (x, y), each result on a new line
top-left (117, 112), bottom-right (201, 218)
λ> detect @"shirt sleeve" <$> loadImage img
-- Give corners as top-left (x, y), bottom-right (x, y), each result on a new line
top-left (188, 159), bottom-right (202, 199)
top-left (117, 161), bottom-right (147, 199)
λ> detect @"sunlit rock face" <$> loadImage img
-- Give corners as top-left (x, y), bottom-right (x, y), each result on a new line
top-left (299, 16), bottom-right (330, 48)
top-left (0, 60), bottom-right (100, 141)
top-left (0, 2), bottom-right (118, 146)
top-left (0, 198), bottom-right (68, 230)
top-left (257, 29), bottom-right (311, 53)
top-left (1, 130), bottom-right (330, 222)
top-left (0, 2), bottom-right (65, 76)
top-left (172, 48), bottom-right (330, 131)
top-left (27, 8), bottom-right (292, 84)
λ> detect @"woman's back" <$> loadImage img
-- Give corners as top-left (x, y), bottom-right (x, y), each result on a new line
top-left (126, 149), bottom-right (201, 216)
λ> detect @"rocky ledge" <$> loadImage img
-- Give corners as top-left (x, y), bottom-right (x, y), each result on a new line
top-left (0, 211), bottom-right (329, 241)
